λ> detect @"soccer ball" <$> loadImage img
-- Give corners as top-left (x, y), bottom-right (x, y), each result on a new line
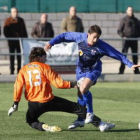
top-left (77, 77), bottom-right (85, 87)
top-left (138, 122), bottom-right (140, 130)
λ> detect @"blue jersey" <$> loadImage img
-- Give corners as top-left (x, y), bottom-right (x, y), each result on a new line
top-left (49, 32), bottom-right (133, 72)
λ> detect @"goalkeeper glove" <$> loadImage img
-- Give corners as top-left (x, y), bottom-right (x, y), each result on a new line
top-left (8, 101), bottom-right (19, 116)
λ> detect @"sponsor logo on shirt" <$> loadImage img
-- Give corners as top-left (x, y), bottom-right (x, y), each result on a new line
top-left (28, 64), bottom-right (38, 67)
top-left (91, 49), bottom-right (96, 55)
top-left (79, 50), bottom-right (83, 56)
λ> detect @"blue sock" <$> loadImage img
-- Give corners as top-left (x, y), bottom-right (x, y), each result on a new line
top-left (77, 96), bottom-right (86, 121)
top-left (82, 91), bottom-right (93, 113)
top-left (77, 96), bottom-right (86, 107)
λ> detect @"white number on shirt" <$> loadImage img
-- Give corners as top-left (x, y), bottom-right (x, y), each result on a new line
top-left (27, 70), bottom-right (42, 86)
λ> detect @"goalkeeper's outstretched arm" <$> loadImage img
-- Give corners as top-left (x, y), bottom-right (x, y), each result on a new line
top-left (8, 69), bottom-right (24, 116)
top-left (8, 101), bottom-right (19, 116)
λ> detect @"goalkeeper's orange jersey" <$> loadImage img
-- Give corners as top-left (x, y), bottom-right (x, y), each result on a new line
top-left (13, 61), bottom-right (71, 103)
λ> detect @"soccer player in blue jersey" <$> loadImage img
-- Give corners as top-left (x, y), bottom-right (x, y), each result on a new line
top-left (44, 25), bottom-right (140, 131)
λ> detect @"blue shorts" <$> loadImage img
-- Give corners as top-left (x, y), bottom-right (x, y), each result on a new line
top-left (76, 67), bottom-right (101, 85)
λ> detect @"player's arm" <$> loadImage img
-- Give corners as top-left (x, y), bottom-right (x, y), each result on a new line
top-left (8, 69), bottom-right (25, 116)
top-left (100, 40), bottom-right (140, 69)
top-left (45, 66), bottom-right (77, 88)
top-left (44, 32), bottom-right (79, 51)
top-left (99, 40), bottom-right (133, 68)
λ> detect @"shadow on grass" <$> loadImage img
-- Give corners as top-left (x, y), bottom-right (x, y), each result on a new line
top-left (111, 129), bottom-right (138, 132)
top-left (63, 129), bottom-right (98, 132)
top-left (63, 129), bottom-right (138, 132)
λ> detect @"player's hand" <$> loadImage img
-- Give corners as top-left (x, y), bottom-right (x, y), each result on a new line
top-left (70, 81), bottom-right (77, 88)
top-left (44, 42), bottom-right (52, 52)
top-left (8, 102), bottom-right (19, 116)
top-left (131, 65), bottom-right (140, 70)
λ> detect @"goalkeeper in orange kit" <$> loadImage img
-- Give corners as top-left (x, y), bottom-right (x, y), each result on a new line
top-left (8, 47), bottom-right (102, 132)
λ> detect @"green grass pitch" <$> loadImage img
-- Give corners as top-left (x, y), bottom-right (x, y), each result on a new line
top-left (0, 82), bottom-right (140, 140)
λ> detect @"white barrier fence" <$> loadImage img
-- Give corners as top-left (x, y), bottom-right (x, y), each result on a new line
top-left (22, 39), bottom-right (78, 66)
top-left (0, 37), bottom-right (140, 68)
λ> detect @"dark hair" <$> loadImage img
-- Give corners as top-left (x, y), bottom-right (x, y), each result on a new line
top-left (29, 47), bottom-right (46, 62)
top-left (88, 25), bottom-right (102, 36)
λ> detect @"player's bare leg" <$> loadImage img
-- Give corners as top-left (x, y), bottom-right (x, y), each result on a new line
top-left (68, 77), bottom-right (115, 132)
top-left (79, 78), bottom-right (94, 123)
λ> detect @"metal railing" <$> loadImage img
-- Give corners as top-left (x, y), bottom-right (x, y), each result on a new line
top-left (0, 37), bottom-right (140, 66)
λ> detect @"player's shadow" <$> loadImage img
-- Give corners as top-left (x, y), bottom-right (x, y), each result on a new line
top-left (63, 129), bottom-right (138, 132)
top-left (63, 129), bottom-right (96, 132)
top-left (110, 129), bottom-right (138, 132)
